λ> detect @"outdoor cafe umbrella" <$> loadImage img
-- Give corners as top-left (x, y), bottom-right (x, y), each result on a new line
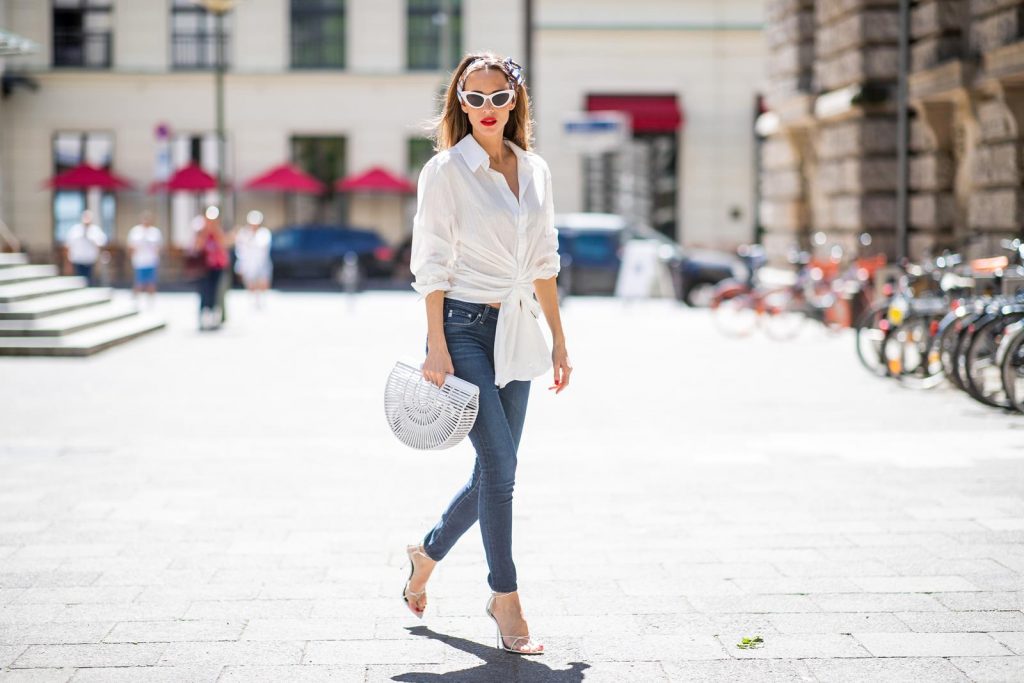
top-left (334, 166), bottom-right (416, 194)
top-left (243, 163), bottom-right (325, 194)
top-left (148, 162), bottom-right (218, 193)
top-left (242, 163), bottom-right (325, 224)
top-left (45, 163), bottom-right (135, 191)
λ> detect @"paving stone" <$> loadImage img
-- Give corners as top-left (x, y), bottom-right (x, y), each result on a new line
top-left (9, 642), bottom-right (166, 668)
top-left (688, 595), bottom-right (821, 614)
top-left (304, 639), bottom-right (446, 665)
top-left (218, 664), bottom-right (365, 682)
top-left (810, 592), bottom-right (948, 612)
top-left (103, 619), bottom-right (245, 643)
top-left (241, 618), bottom-right (375, 641)
top-left (769, 612), bottom-right (909, 634)
top-left (69, 665), bottom-right (223, 682)
top-left (849, 576), bottom-right (981, 593)
top-left (719, 632), bottom-right (870, 658)
top-left (156, 640), bottom-right (304, 666)
top-left (854, 632), bottom-right (1011, 657)
top-left (933, 591), bottom-right (1024, 611)
top-left (661, 658), bottom-right (815, 682)
top-left (895, 610), bottom-right (1024, 633)
top-left (990, 630), bottom-right (1024, 654)
top-left (0, 669), bottom-right (74, 682)
top-left (949, 656), bottom-right (1024, 682)
top-left (804, 656), bottom-right (968, 682)
top-left (0, 622), bottom-right (113, 645)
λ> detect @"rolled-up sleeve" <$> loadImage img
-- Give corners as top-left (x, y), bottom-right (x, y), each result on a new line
top-left (532, 164), bottom-right (560, 280)
top-left (409, 159), bottom-right (456, 299)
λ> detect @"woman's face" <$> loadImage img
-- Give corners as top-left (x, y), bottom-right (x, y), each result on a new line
top-left (459, 67), bottom-right (515, 140)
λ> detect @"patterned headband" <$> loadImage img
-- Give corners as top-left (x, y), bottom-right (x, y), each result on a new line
top-left (458, 57), bottom-right (525, 90)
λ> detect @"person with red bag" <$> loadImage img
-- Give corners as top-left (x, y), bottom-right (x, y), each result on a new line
top-left (192, 205), bottom-right (229, 331)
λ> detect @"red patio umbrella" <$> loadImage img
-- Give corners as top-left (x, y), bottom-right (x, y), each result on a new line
top-left (148, 162), bottom-right (218, 193)
top-left (335, 166), bottom-right (416, 194)
top-left (45, 163), bottom-right (134, 191)
top-left (243, 163), bottom-right (325, 194)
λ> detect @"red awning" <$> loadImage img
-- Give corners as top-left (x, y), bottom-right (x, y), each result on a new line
top-left (243, 163), bottom-right (325, 194)
top-left (586, 95), bottom-right (683, 133)
top-left (148, 162), bottom-right (218, 193)
top-left (335, 166), bottom-right (416, 194)
top-left (45, 163), bottom-right (135, 191)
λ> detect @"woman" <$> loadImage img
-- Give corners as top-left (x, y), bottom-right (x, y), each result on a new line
top-left (192, 206), bottom-right (229, 331)
top-left (404, 52), bottom-right (573, 656)
top-left (233, 210), bottom-right (273, 309)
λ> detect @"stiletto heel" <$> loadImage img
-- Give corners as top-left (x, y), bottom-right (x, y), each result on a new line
top-left (484, 591), bottom-right (544, 655)
top-left (402, 544), bottom-right (431, 619)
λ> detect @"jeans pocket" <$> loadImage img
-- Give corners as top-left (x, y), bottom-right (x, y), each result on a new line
top-left (444, 306), bottom-right (481, 328)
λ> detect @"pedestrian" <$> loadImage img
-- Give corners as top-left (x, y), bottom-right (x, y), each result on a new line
top-left (192, 205), bottom-right (229, 331)
top-left (127, 211), bottom-right (163, 308)
top-left (63, 209), bottom-right (107, 286)
top-left (402, 52), bottom-right (572, 656)
top-left (232, 210), bottom-right (272, 309)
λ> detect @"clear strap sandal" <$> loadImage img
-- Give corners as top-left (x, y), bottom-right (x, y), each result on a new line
top-left (402, 544), bottom-right (430, 619)
top-left (484, 591), bottom-right (545, 655)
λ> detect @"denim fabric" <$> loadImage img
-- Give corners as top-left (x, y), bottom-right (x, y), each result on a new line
top-left (198, 267), bottom-right (223, 312)
top-left (421, 297), bottom-right (531, 593)
top-left (72, 262), bottom-right (93, 285)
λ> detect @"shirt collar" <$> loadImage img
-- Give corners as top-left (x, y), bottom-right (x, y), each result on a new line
top-left (453, 134), bottom-right (531, 173)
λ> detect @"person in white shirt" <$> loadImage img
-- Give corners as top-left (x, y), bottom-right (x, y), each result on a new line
top-left (127, 211), bottom-right (163, 307)
top-left (402, 52), bottom-right (572, 656)
top-left (231, 209), bottom-right (273, 309)
top-left (63, 209), bottom-right (107, 285)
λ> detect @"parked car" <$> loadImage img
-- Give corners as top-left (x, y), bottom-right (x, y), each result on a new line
top-left (262, 224), bottom-right (394, 284)
top-left (390, 213), bottom-right (742, 304)
top-left (555, 213), bottom-right (744, 304)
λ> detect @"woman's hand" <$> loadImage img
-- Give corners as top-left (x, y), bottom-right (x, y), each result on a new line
top-left (549, 340), bottom-right (572, 394)
top-left (422, 342), bottom-right (455, 388)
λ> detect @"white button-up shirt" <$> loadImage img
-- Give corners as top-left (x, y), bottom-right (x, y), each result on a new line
top-left (410, 134), bottom-right (560, 389)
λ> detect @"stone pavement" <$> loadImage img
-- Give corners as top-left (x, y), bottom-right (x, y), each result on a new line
top-left (1, 290), bottom-right (1023, 682)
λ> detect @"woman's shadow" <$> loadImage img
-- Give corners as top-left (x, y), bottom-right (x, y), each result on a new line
top-left (392, 625), bottom-right (590, 683)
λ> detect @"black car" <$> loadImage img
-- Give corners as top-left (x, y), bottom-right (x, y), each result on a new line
top-left (267, 224), bottom-right (394, 284)
top-left (555, 213), bottom-right (743, 304)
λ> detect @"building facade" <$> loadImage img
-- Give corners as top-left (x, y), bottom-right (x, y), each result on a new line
top-left (760, 0), bottom-right (1024, 264)
top-left (0, 0), bottom-right (765, 276)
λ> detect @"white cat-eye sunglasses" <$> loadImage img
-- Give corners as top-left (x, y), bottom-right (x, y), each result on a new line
top-left (457, 88), bottom-right (516, 109)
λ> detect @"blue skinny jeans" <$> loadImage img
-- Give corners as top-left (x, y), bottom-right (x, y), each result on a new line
top-left (421, 296), bottom-right (531, 593)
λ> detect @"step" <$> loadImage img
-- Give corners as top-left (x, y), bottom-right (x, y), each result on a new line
top-left (0, 253), bottom-right (29, 268)
top-left (0, 312), bottom-right (166, 356)
top-left (0, 277), bottom-right (88, 303)
top-left (0, 264), bottom-right (59, 285)
top-left (0, 287), bottom-right (113, 320)
top-left (0, 301), bottom-right (140, 337)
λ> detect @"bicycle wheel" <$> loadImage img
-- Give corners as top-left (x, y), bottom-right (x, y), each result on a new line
top-left (854, 301), bottom-right (889, 377)
top-left (761, 287), bottom-right (806, 341)
top-left (947, 310), bottom-right (986, 392)
top-left (965, 309), bottom-right (1024, 408)
top-left (893, 314), bottom-right (945, 389)
top-left (1001, 322), bottom-right (1024, 412)
top-left (712, 290), bottom-right (758, 338)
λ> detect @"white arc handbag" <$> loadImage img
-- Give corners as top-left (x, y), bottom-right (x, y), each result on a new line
top-left (384, 358), bottom-right (480, 450)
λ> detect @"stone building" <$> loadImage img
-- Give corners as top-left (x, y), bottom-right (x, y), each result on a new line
top-left (760, 0), bottom-right (1024, 262)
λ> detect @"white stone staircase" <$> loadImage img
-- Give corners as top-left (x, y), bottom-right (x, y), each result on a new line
top-left (0, 253), bottom-right (165, 356)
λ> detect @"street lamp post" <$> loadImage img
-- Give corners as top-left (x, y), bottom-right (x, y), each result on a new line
top-left (192, 0), bottom-right (237, 204)
top-left (193, 0), bottom-right (238, 326)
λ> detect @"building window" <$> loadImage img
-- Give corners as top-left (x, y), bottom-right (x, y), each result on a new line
top-left (171, 0), bottom-right (231, 70)
top-left (407, 0), bottom-right (461, 71)
top-left (52, 0), bottom-right (113, 68)
top-left (408, 138), bottom-right (435, 179)
top-left (52, 132), bottom-right (116, 245)
top-left (291, 0), bottom-right (345, 69)
top-left (291, 136), bottom-right (347, 224)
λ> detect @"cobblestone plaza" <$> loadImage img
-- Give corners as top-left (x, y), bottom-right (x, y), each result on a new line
top-left (1, 292), bottom-right (1022, 681)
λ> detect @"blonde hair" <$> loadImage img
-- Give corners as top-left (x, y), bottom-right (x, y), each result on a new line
top-left (430, 52), bottom-right (533, 152)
